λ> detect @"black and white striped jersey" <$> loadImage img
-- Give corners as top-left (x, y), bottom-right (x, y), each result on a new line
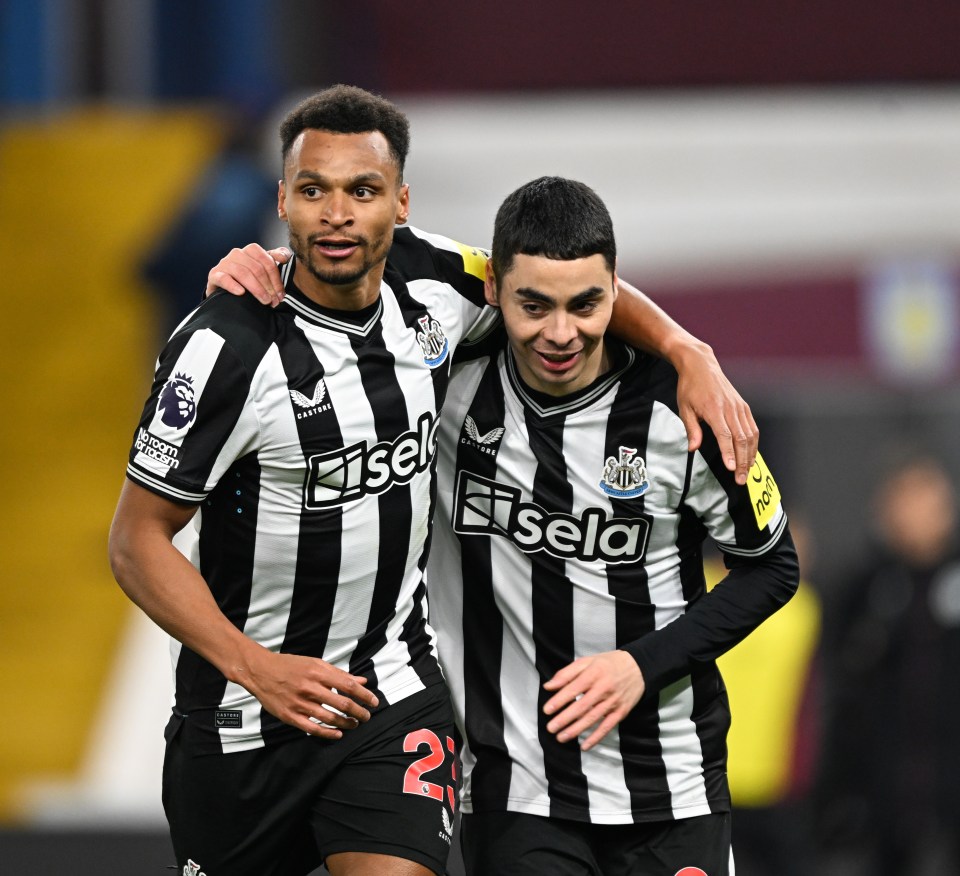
top-left (125, 226), bottom-right (492, 754)
top-left (428, 335), bottom-right (798, 824)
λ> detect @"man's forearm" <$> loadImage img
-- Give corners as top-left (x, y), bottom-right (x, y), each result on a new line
top-left (610, 279), bottom-right (710, 365)
top-left (622, 529), bottom-right (800, 695)
top-left (108, 511), bottom-right (261, 685)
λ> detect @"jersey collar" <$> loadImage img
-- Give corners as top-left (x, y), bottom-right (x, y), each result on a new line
top-left (504, 339), bottom-right (637, 419)
top-left (277, 257), bottom-right (384, 336)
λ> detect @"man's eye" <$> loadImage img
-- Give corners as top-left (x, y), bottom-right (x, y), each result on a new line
top-left (355, 186), bottom-right (373, 198)
top-left (302, 186), bottom-right (320, 197)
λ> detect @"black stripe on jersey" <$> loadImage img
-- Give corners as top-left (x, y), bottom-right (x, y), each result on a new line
top-left (457, 358), bottom-right (512, 811)
top-left (381, 268), bottom-right (451, 436)
top-left (345, 326), bottom-right (415, 701)
top-left (389, 227), bottom-right (487, 310)
top-left (383, 271), bottom-right (447, 668)
top-left (602, 378), bottom-right (674, 819)
top-left (525, 411), bottom-right (591, 820)
top-left (176, 450), bottom-right (263, 720)
top-left (261, 320), bottom-right (346, 745)
top-left (453, 321), bottom-right (507, 368)
top-left (676, 454), bottom-right (709, 604)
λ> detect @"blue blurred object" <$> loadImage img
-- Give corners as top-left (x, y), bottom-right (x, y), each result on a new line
top-left (141, 131), bottom-right (276, 333)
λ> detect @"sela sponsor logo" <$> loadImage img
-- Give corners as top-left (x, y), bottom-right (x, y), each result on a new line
top-left (454, 471), bottom-right (649, 564)
top-left (416, 314), bottom-right (449, 367)
top-left (183, 860), bottom-right (207, 876)
top-left (135, 427), bottom-right (181, 469)
top-left (289, 378), bottom-right (332, 420)
top-left (460, 415), bottom-right (505, 456)
top-left (304, 410), bottom-right (440, 509)
top-left (599, 446), bottom-right (650, 498)
top-left (674, 868), bottom-right (709, 876)
top-left (157, 372), bottom-right (197, 430)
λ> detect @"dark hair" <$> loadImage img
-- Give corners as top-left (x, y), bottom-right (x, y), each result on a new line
top-left (491, 176), bottom-right (616, 282)
top-left (279, 84), bottom-right (411, 179)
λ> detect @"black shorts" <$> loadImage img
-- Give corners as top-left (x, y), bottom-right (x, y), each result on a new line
top-left (460, 810), bottom-right (732, 876)
top-left (163, 684), bottom-right (457, 876)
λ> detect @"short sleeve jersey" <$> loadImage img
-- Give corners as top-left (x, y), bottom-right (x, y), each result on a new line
top-left (428, 335), bottom-right (793, 823)
top-left (125, 226), bottom-right (492, 753)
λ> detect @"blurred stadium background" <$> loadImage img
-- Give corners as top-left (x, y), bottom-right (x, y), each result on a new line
top-left (1, 1), bottom-right (958, 873)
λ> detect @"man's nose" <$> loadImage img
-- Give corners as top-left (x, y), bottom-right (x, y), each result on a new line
top-left (322, 191), bottom-right (353, 226)
top-left (543, 312), bottom-right (577, 346)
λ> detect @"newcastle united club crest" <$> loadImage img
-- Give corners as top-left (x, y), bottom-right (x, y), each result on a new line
top-left (599, 446), bottom-right (650, 498)
top-left (416, 315), bottom-right (449, 368)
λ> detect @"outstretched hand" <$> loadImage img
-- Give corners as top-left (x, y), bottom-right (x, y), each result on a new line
top-left (239, 648), bottom-right (379, 740)
top-left (205, 243), bottom-right (293, 306)
top-left (673, 339), bottom-right (758, 484)
top-left (542, 651), bottom-right (645, 752)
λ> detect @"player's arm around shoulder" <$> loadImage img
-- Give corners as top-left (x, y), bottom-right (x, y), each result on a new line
top-left (205, 243), bottom-right (292, 306)
top-left (610, 279), bottom-right (759, 484)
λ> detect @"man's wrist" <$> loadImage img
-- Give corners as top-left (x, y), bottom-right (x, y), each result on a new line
top-left (660, 332), bottom-right (714, 372)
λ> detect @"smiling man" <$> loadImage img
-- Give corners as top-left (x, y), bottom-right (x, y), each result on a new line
top-left (426, 177), bottom-right (800, 875)
top-left (110, 86), bottom-right (479, 876)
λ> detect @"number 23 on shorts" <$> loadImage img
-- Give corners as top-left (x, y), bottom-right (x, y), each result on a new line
top-left (403, 728), bottom-right (458, 814)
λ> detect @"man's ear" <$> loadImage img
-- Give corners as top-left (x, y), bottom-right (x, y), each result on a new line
top-left (395, 183), bottom-right (410, 225)
top-left (484, 259), bottom-right (500, 308)
top-left (277, 180), bottom-right (287, 221)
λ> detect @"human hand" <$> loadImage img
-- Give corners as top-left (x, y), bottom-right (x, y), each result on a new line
top-left (672, 339), bottom-right (758, 484)
top-left (240, 649), bottom-right (379, 739)
top-left (205, 243), bottom-right (292, 307)
top-left (542, 651), bottom-right (645, 751)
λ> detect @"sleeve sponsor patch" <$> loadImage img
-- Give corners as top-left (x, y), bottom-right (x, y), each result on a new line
top-left (455, 242), bottom-right (490, 281)
top-left (746, 452), bottom-right (782, 530)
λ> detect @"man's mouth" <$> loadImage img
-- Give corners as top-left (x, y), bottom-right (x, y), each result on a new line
top-left (312, 237), bottom-right (362, 259)
top-left (535, 349), bottom-right (582, 372)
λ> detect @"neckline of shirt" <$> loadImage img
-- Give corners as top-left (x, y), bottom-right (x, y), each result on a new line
top-left (504, 339), bottom-right (636, 419)
top-left (278, 257), bottom-right (384, 336)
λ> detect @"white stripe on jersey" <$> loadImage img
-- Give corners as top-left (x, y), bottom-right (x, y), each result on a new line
top-left (658, 679), bottom-right (713, 818)
top-left (564, 399), bottom-right (635, 821)
top-left (468, 402), bottom-right (551, 816)
top-left (429, 357), bottom-right (484, 802)
top-left (124, 467), bottom-right (206, 503)
top-left (500, 604), bottom-right (549, 814)
top-left (685, 451), bottom-right (739, 545)
top-left (216, 344), bottom-right (303, 745)
top-left (639, 401), bottom-right (712, 814)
